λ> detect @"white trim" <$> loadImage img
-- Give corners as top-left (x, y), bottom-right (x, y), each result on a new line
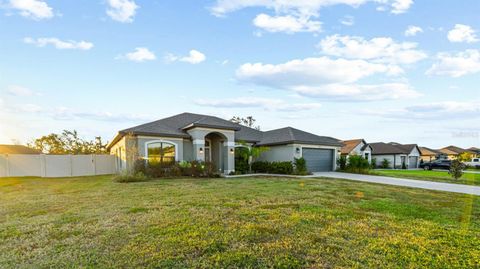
top-left (144, 140), bottom-right (179, 161)
top-left (225, 141), bottom-right (235, 147)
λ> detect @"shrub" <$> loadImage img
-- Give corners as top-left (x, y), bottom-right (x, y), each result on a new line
top-left (449, 160), bottom-right (465, 180)
top-left (294, 157), bottom-right (308, 175)
top-left (345, 155), bottom-right (370, 174)
top-left (401, 162), bottom-right (407, 170)
top-left (381, 158), bottom-right (390, 169)
top-left (113, 171), bottom-right (150, 183)
top-left (337, 155), bottom-right (347, 171)
top-left (251, 161), bottom-right (294, 174)
top-left (370, 158), bottom-right (377, 169)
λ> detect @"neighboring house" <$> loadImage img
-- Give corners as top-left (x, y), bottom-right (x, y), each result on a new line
top-left (340, 139), bottom-right (372, 162)
top-left (0, 144), bottom-right (41, 155)
top-left (438, 145), bottom-right (476, 160)
top-left (370, 142), bottom-right (421, 169)
top-left (468, 147), bottom-right (480, 157)
top-left (419, 147), bottom-right (441, 162)
top-left (107, 112), bottom-right (343, 174)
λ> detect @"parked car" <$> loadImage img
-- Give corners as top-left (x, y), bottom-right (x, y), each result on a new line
top-left (464, 158), bottom-right (480, 168)
top-left (420, 159), bottom-right (451, 170)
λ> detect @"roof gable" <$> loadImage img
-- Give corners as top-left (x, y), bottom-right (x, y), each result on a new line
top-left (341, 139), bottom-right (365, 154)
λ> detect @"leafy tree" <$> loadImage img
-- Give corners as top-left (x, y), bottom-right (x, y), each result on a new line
top-left (28, 130), bottom-right (108, 154)
top-left (458, 152), bottom-right (473, 162)
top-left (449, 160), bottom-right (465, 180)
top-left (230, 116), bottom-right (260, 130)
top-left (237, 141), bottom-right (269, 173)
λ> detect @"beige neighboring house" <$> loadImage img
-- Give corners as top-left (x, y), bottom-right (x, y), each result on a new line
top-left (340, 139), bottom-right (372, 162)
top-left (438, 146), bottom-right (476, 160)
top-left (0, 144), bottom-right (41, 155)
top-left (419, 147), bottom-right (440, 162)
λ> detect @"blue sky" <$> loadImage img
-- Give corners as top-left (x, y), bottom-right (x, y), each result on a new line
top-left (0, 0), bottom-right (479, 148)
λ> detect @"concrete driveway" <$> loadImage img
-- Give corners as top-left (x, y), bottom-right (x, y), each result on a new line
top-left (312, 172), bottom-right (480, 196)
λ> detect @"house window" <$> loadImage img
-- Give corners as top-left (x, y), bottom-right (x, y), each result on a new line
top-left (147, 142), bottom-right (176, 164)
top-left (364, 153), bottom-right (370, 160)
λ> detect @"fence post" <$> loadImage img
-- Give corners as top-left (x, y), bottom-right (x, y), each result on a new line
top-left (41, 154), bottom-right (47, 177)
top-left (6, 154), bottom-right (9, 177)
top-left (93, 155), bottom-right (97, 176)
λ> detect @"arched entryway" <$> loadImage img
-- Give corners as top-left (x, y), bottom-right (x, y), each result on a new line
top-left (204, 132), bottom-right (228, 172)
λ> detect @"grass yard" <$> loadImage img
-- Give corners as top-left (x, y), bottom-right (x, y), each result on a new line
top-left (1, 176), bottom-right (479, 268)
top-left (373, 169), bottom-right (480, 186)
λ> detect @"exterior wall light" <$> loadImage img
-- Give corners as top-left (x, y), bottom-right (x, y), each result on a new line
top-left (199, 147), bottom-right (203, 153)
top-left (296, 147), bottom-right (301, 154)
top-left (230, 148), bottom-right (234, 154)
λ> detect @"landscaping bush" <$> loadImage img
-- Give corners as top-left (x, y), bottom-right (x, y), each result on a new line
top-left (345, 155), bottom-right (371, 174)
top-left (294, 157), bottom-right (309, 175)
top-left (130, 160), bottom-right (219, 178)
top-left (370, 158), bottom-right (377, 169)
top-left (381, 158), bottom-right (391, 169)
top-left (252, 161), bottom-right (294, 174)
top-left (337, 155), bottom-right (347, 171)
top-left (449, 159), bottom-right (465, 180)
top-left (113, 171), bottom-right (150, 183)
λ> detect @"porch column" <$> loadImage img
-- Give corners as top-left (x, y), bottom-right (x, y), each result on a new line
top-left (223, 141), bottom-right (235, 174)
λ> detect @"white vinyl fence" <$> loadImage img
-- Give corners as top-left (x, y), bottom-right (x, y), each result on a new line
top-left (0, 154), bottom-right (117, 178)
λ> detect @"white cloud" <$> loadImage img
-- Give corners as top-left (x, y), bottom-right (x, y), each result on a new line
top-left (195, 97), bottom-right (322, 112)
top-left (165, 50), bottom-right (206, 64)
top-left (447, 24), bottom-right (479, 43)
top-left (106, 0), bottom-right (138, 23)
top-left (389, 0), bottom-right (413, 14)
top-left (317, 35), bottom-right (427, 65)
top-left (6, 85), bottom-right (38, 96)
top-left (119, 47), bottom-right (156, 62)
top-left (366, 101), bottom-right (480, 119)
top-left (426, 49), bottom-right (480, 77)
top-left (211, 1), bottom-right (412, 34)
top-left (253, 13), bottom-right (321, 33)
top-left (340, 15), bottom-right (354, 26)
top-left (292, 83), bottom-right (421, 101)
top-left (235, 56), bottom-right (420, 101)
top-left (9, 0), bottom-right (53, 20)
top-left (404, 25), bottom-right (423, 36)
top-left (23, 37), bottom-right (94, 50)
top-left (237, 56), bottom-right (402, 87)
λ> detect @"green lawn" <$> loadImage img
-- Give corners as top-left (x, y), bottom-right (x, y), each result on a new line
top-left (373, 169), bottom-right (480, 186)
top-left (1, 176), bottom-right (479, 268)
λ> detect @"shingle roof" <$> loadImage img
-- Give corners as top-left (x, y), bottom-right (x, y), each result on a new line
top-left (340, 139), bottom-right (364, 154)
top-left (419, 147), bottom-right (440, 156)
top-left (441, 145), bottom-right (475, 155)
top-left (256, 127), bottom-right (343, 147)
top-left (0, 145), bottom-right (41, 154)
top-left (109, 113), bottom-right (342, 149)
top-left (370, 142), bottom-right (413, 155)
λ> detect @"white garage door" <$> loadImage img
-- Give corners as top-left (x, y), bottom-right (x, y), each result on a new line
top-left (302, 148), bottom-right (334, 172)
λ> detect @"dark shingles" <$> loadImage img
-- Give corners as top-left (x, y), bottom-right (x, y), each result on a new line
top-left (257, 127), bottom-right (342, 146)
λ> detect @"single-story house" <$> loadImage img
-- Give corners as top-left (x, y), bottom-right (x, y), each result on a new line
top-left (0, 144), bottom-right (41, 155)
top-left (419, 147), bottom-right (441, 162)
top-left (107, 112), bottom-right (343, 174)
top-left (340, 139), bottom-right (372, 162)
top-left (468, 147), bottom-right (480, 157)
top-left (438, 145), bottom-right (476, 160)
top-left (370, 142), bottom-right (421, 169)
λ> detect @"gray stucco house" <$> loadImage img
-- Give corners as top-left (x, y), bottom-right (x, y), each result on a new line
top-left (370, 142), bottom-right (421, 169)
top-left (107, 112), bottom-right (343, 174)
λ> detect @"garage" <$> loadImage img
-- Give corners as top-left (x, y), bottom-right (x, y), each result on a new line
top-left (409, 156), bottom-right (418, 168)
top-left (302, 148), bottom-right (334, 172)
